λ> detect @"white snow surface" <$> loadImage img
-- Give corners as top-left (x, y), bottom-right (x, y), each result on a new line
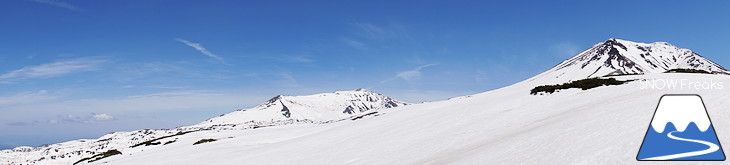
top-left (194, 88), bottom-right (407, 127)
top-left (650, 95), bottom-right (712, 133)
top-left (89, 73), bottom-right (730, 164)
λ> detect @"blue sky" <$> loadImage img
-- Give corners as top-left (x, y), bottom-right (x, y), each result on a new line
top-left (1, 0), bottom-right (730, 149)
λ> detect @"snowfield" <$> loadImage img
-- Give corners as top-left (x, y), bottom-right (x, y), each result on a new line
top-left (195, 88), bottom-right (407, 127)
top-left (89, 73), bottom-right (730, 164)
top-left (3, 39), bottom-right (730, 164)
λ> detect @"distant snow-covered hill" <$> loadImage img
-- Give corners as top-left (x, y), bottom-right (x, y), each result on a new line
top-left (196, 88), bottom-right (407, 127)
top-left (0, 89), bottom-right (407, 165)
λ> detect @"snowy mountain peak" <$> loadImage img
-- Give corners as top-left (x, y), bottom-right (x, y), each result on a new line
top-left (264, 95), bottom-right (284, 104)
top-left (529, 38), bottom-right (729, 84)
top-left (197, 89), bottom-right (408, 126)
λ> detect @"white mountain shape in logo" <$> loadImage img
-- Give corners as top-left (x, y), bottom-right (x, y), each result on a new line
top-left (650, 95), bottom-right (711, 133)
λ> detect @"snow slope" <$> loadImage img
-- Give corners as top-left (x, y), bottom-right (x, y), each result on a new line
top-left (96, 73), bottom-right (730, 164)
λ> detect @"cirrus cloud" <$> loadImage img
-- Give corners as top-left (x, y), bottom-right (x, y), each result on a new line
top-left (47, 113), bottom-right (114, 124)
top-left (175, 38), bottom-right (225, 62)
top-left (27, 0), bottom-right (82, 11)
top-left (0, 90), bottom-right (55, 106)
top-left (381, 64), bottom-right (438, 83)
top-left (0, 57), bottom-right (108, 83)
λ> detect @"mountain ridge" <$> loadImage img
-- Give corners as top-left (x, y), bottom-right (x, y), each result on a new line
top-left (0, 88), bottom-right (408, 165)
top-left (195, 88), bottom-right (408, 127)
top-left (529, 38), bottom-right (729, 85)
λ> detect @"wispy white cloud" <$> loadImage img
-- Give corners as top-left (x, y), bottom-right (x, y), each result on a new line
top-left (274, 55), bottom-right (314, 63)
top-left (92, 113), bottom-right (113, 121)
top-left (47, 113), bottom-right (114, 124)
top-left (28, 0), bottom-right (82, 11)
top-left (353, 22), bottom-right (409, 40)
top-left (356, 23), bottom-right (386, 38)
top-left (254, 53), bottom-right (315, 63)
top-left (1, 90), bottom-right (265, 125)
top-left (0, 90), bottom-right (55, 105)
top-left (119, 62), bottom-right (185, 77)
top-left (175, 38), bottom-right (224, 62)
top-left (149, 85), bottom-right (190, 89)
top-left (273, 73), bottom-right (300, 87)
top-left (7, 121), bottom-right (39, 126)
top-left (1, 91), bottom-right (265, 124)
top-left (381, 64), bottom-right (438, 83)
top-left (0, 57), bottom-right (107, 83)
top-left (112, 61), bottom-right (239, 83)
top-left (341, 38), bottom-right (367, 50)
top-left (288, 56), bottom-right (314, 63)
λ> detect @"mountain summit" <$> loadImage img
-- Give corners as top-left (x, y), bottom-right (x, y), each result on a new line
top-left (529, 38), bottom-right (728, 84)
top-left (196, 88), bottom-right (408, 127)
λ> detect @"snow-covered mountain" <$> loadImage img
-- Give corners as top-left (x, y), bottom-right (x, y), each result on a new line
top-left (87, 72), bottom-right (730, 164)
top-left (0, 129), bottom-right (188, 165)
top-left (3, 38), bottom-right (730, 164)
top-left (0, 89), bottom-right (407, 165)
top-left (195, 88), bottom-right (407, 127)
top-left (529, 38), bottom-right (729, 84)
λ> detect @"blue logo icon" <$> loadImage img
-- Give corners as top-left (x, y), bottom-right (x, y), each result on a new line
top-left (637, 94), bottom-right (725, 161)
